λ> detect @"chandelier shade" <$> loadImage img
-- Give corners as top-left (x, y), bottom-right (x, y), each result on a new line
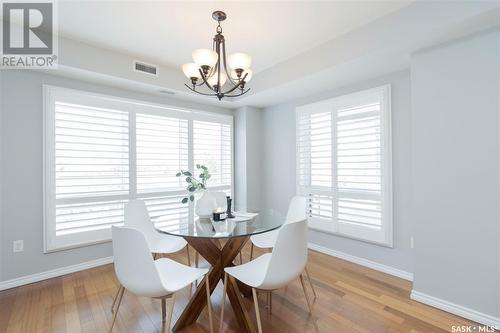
top-left (182, 63), bottom-right (202, 79)
top-left (228, 52), bottom-right (252, 70)
top-left (192, 49), bottom-right (218, 68)
top-left (182, 11), bottom-right (252, 100)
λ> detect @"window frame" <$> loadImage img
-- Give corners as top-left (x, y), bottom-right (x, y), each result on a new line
top-left (296, 85), bottom-right (393, 247)
top-left (43, 85), bottom-right (234, 252)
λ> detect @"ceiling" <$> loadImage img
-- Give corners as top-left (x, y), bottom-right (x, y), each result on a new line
top-left (58, 1), bottom-right (413, 74)
top-left (50, 1), bottom-right (500, 108)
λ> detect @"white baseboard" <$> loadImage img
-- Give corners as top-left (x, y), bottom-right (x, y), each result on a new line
top-left (307, 242), bottom-right (414, 281)
top-left (0, 256), bottom-right (113, 291)
top-left (411, 290), bottom-right (500, 328)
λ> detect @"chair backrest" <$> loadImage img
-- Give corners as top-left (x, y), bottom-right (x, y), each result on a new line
top-left (124, 200), bottom-right (157, 240)
top-left (285, 196), bottom-right (307, 223)
top-left (259, 219), bottom-right (308, 290)
top-left (111, 226), bottom-right (166, 297)
top-left (211, 191), bottom-right (227, 211)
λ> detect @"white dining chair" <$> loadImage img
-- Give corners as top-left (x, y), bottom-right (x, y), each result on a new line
top-left (248, 196), bottom-right (317, 299)
top-left (111, 200), bottom-right (196, 313)
top-left (110, 226), bottom-right (214, 333)
top-left (220, 220), bottom-right (313, 333)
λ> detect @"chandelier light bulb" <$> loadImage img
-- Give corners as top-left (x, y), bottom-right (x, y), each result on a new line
top-left (192, 49), bottom-right (218, 68)
top-left (228, 52), bottom-right (252, 70)
top-left (231, 68), bottom-right (253, 82)
top-left (182, 63), bottom-right (201, 79)
top-left (208, 72), bottom-right (227, 87)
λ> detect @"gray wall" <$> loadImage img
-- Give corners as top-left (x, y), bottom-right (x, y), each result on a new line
top-left (411, 29), bottom-right (500, 317)
top-left (234, 108), bottom-right (248, 211)
top-left (260, 70), bottom-right (413, 273)
top-left (0, 70), bottom-right (230, 281)
top-left (234, 106), bottom-right (262, 212)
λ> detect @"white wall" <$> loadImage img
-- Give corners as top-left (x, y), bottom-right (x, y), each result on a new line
top-left (0, 70), bottom-right (4, 281)
top-left (0, 70), bottom-right (230, 282)
top-left (260, 70), bottom-right (413, 273)
top-left (411, 29), bottom-right (500, 320)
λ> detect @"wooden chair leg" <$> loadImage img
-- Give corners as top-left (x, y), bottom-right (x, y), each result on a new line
top-left (165, 294), bottom-right (176, 333)
top-left (305, 267), bottom-right (317, 299)
top-left (250, 243), bottom-right (254, 261)
top-left (161, 298), bottom-right (166, 322)
top-left (299, 274), bottom-right (313, 313)
top-left (205, 276), bottom-right (214, 333)
top-left (195, 251), bottom-right (199, 268)
top-left (109, 286), bottom-right (125, 333)
top-left (186, 245), bottom-right (191, 266)
top-left (252, 288), bottom-right (263, 333)
top-left (110, 285), bottom-right (123, 313)
top-left (239, 251), bottom-right (243, 264)
top-left (220, 272), bottom-right (228, 333)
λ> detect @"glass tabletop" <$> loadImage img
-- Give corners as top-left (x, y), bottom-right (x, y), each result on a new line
top-left (155, 211), bottom-right (284, 239)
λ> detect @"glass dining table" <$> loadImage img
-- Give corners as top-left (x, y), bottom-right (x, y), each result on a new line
top-left (156, 211), bottom-right (284, 333)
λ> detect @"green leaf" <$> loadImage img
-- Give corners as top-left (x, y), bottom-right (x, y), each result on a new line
top-left (181, 197), bottom-right (188, 204)
top-left (184, 171), bottom-right (192, 177)
top-left (186, 177), bottom-right (191, 182)
top-left (199, 173), bottom-right (205, 179)
top-left (189, 195), bottom-right (194, 201)
top-left (188, 186), bottom-right (196, 192)
top-left (201, 165), bottom-right (207, 170)
top-left (176, 172), bottom-right (181, 177)
top-left (196, 164), bottom-right (201, 169)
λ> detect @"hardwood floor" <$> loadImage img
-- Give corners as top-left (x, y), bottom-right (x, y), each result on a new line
top-left (0, 245), bottom-right (481, 333)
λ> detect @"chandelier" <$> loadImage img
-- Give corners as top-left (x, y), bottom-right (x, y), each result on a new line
top-left (182, 11), bottom-right (252, 101)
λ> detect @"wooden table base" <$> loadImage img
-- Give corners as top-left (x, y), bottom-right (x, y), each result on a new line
top-left (172, 236), bottom-right (256, 333)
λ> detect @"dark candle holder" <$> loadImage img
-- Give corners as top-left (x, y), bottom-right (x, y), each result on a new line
top-left (213, 211), bottom-right (226, 221)
top-left (226, 196), bottom-right (235, 218)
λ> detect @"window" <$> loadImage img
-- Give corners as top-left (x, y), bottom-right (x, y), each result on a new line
top-left (44, 86), bottom-right (233, 251)
top-left (296, 85), bottom-right (392, 246)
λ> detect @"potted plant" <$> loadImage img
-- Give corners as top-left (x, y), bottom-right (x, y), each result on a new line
top-left (176, 164), bottom-right (216, 218)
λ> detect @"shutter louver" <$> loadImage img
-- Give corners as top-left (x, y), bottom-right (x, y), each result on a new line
top-left (136, 113), bottom-right (188, 193)
top-left (143, 194), bottom-right (189, 228)
top-left (54, 102), bottom-right (129, 236)
top-left (296, 86), bottom-right (392, 245)
top-left (297, 109), bottom-right (334, 222)
top-left (336, 102), bottom-right (383, 228)
top-left (193, 120), bottom-right (232, 189)
top-left (136, 113), bottom-right (190, 228)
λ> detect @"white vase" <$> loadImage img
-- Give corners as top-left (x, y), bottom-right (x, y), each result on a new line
top-left (195, 191), bottom-right (217, 218)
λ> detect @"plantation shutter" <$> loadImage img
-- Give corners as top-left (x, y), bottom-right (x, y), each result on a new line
top-left (296, 85), bottom-right (392, 246)
top-left (44, 86), bottom-right (234, 251)
top-left (296, 101), bottom-right (334, 231)
top-left (193, 120), bottom-right (232, 196)
top-left (135, 113), bottom-right (190, 227)
top-left (53, 101), bottom-right (129, 248)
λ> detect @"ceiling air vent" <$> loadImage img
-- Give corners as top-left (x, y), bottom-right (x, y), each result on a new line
top-left (133, 60), bottom-right (158, 76)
